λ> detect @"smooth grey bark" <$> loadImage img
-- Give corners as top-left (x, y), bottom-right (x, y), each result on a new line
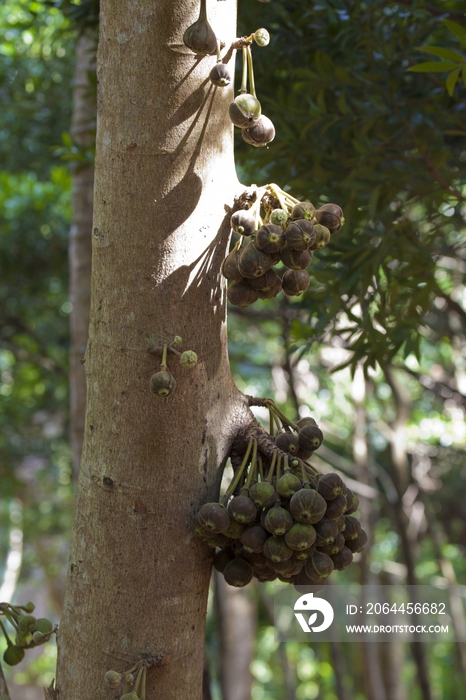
top-left (56, 2), bottom-right (257, 698)
top-left (69, 30), bottom-right (96, 478)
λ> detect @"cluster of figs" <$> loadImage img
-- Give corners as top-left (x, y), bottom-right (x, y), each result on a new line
top-left (195, 415), bottom-right (367, 589)
top-left (183, 0), bottom-right (275, 147)
top-left (224, 195), bottom-right (345, 307)
top-left (0, 601), bottom-right (54, 666)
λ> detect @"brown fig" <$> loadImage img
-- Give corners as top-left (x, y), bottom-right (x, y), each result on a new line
top-left (149, 371), bottom-right (176, 397)
top-left (258, 277), bottom-right (282, 299)
top-left (238, 241), bottom-right (273, 279)
top-left (197, 503), bottom-right (230, 534)
top-left (315, 203), bottom-right (345, 234)
top-left (305, 550), bottom-right (334, 580)
top-left (209, 62), bottom-right (232, 87)
top-left (343, 515), bottom-right (362, 541)
top-left (282, 269), bottom-right (310, 297)
top-left (317, 532), bottom-right (345, 556)
top-left (289, 488), bottom-right (327, 524)
top-left (345, 529), bottom-right (368, 553)
top-left (241, 525), bottom-right (269, 553)
top-left (223, 556), bottom-right (254, 587)
top-left (298, 424), bottom-right (324, 452)
top-left (314, 518), bottom-right (339, 547)
top-left (242, 115), bottom-right (275, 147)
top-left (277, 472), bottom-right (302, 499)
top-left (285, 219), bottom-right (316, 251)
top-left (255, 224), bottom-right (286, 253)
top-left (247, 268), bottom-right (279, 291)
top-left (227, 495), bottom-right (257, 524)
top-left (291, 201), bottom-right (316, 221)
top-left (263, 536), bottom-right (293, 562)
top-left (325, 493), bottom-right (347, 520)
top-left (230, 209), bottom-right (256, 236)
top-left (309, 223), bottom-right (331, 250)
top-left (249, 481), bottom-right (276, 509)
top-left (227, 279), bottom-right (259, 308)
top-left (331, 546), bottom-right (353, 571)
top-left (221, 248), bottom-right (242, 281)
top-left (285, 523), bottom-right (317, 551)
top-left (279, 245), bottom-right (312, 270)
top-left (264, 505), bottom-right (293, 536)
top-left (229, 93), bottom-right (261, 127)
top-left (275, 432), bottom-right (300, 455)
top-left (317, 473), bottom-right (344, 501)
top-left (213, 546), bottom-right (236, 573)
top-left (183, 0), bottom-right (217, 56)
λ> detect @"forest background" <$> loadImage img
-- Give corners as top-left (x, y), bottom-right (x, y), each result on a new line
top-left (0, 0), bottom-right (465, 699)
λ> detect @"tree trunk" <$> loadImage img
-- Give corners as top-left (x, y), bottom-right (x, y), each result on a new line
top-left (69, 30), bottom-right (96, 479)
top-left (56, 2), bottom-right (254, 698)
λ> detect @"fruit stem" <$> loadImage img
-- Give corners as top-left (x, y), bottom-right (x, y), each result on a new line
top-left (268, 406), bottom-right (276, 436)
top-left (168, 346), bottom-right (182, 357)
top-left (283, 455), bottom-right (290, 473)
top-left (275, 453), bottom-right (282, 493)
top-left (240, 47), bottom-right (248, 93)
top-left (122, 663), bottom-right (139, 677)
top-left (140, 666), bottom-right (147, 700)
top-left (258, 456), bottom-right (264, 481)
top-left (134, 665), bottom-right (144, 696)
top-left (160, 344), bottom-right (168, 370)
top-left (265, 399), bottom-right (299, 432)
top-left (0, 619), bottom-right (13, 646)
top-left (215, 38), bottom-right (221, 62)
top-left (246, 45), bottom-right (256, 97)
top-left (222, 439), bottom-right (253, 503)
top-left (198, 0), bottom-right (207, 22)
top-left (265, 450), bottom-right (277, 482)
top-left (2, 610), bottom-right (19, 631)
top-left (243, 439), bottom-right (258, 491)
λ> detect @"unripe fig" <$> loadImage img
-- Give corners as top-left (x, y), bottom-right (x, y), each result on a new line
top-left (277, 472), bottom-right (302, 499)
top-left (298, 424), bottom-right (323, 452)
top-left (4, 644), bottom-right (25, 666)
top-left (264, 505), bottom-right (293, 536)
top-left (241, 525), bottom-right (269, 553)
top-left (314, 517), bottom-right (339, 547)
top-left (254, 28), bottom-right (270, 46)
top-left (238, 241), bottom-right (273, 279)
top-left (229, 93), bottom-right (261, 127)
top-left (345, 529), bottom-right (368, 553)
top-left (291, 201), bottom-right (316, 221)
top-left (315, 203), bottom-right (345, 234)
top-left (285, 219), bottom-right (316, 251)
top-left (242, 115), bottom-right (275, 147)
top-left (263, 536), bottom-right (293, 562)
top-left (209, 62), bottom-right (232, 87)
top-left (227, 495), bottom-right (257, 524)
top-left (34, 618), bottom-right (53, 635)
top-left (104, 670), bottom-right (122, 689)
top-left (22, 602), bottom-right (35, 613)
top-left (309, 223), bottom-right (331, 250)
top-left (120, 693), bottom-right (139, 700)
top-left (258, 277), bottom-right (282, 299)
top-left (19, 615), bottom-right (36, 632)
top-left (325, 493), bottom-right (347, 520)
top-left (290, 488), bottom-right (327, 524)
top-left (305, 550), bottom-right (334, 580)
top-left (282, 269), bottom-right (310, 297)
top-left (230, 209), bottom-right (256, 236)
top-left (255, 224), bottom-right (286, 253)
top-left (294, 544), bottom-right (316, 560)
top-left (331, 546), bottom-right (353, 571)
top-left (275, 432), bottom-right (300, 455)
top-left (249, 481), bottom-right (276, 509)
top-left (296, 417), bottom-right (317, 428)
top-left (227, 279), bottom-right (259, 307)
top-left (222, 518), bottom-right (246, 539)
top-left (343, 515), bottom-right (361, 541)
top-left (32, 631), bottom-right (44, 644)
top-left (247, 268), bottom-right (279, 292)
top-left (221, 248), bottom-right (243, 281)
top-left (183, 1), bottom-right (217, 56)
top-left (149, 370), bottom-right (176, 397)
top-left (223, 557), bottom-right (254, 587)
top-left (279, 245), bottom-right (312, 270)
top-left (317, 532), bottom-right (345, 556)
top-left (15, 631), bottom-right (33, 646)
top-left (180, 350), bottom-right (197, 368)
top-left (213, 546), bottom-right (236, 573)
top-left (270, 208), bottom-right (288, 228)
top-left (197, 502), bottom-right (230, 534)
top-left (317, 473), bottom-right (344, 501)
top-left (285, 523), bottom-right (316, 551)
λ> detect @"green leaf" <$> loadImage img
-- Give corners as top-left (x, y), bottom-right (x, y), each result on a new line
top-left (446, 67), bottom-right (461, 96)
top-left (418, 46), bottom-right (465, 63)
top-left (443, 19), bottom-right (466, 43)
top-left (408, 61), bottom-right (460, 73)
